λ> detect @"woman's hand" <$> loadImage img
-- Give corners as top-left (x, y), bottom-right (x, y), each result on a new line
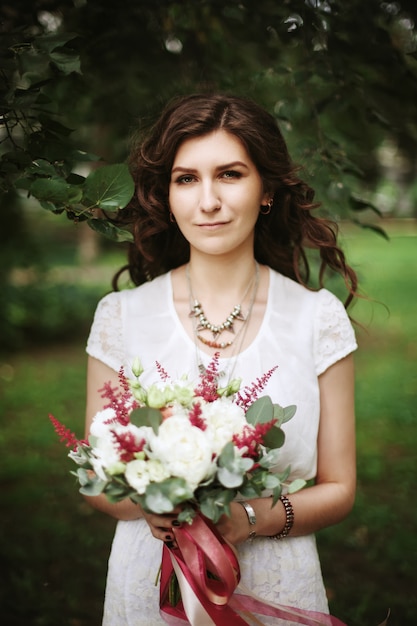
top-left (215, 501), bottom-right (253, 545)
top-left (141, 509), bottom-right (180, 546)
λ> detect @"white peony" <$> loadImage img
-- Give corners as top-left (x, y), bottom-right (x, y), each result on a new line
top-left (202, 397), bottom-right (248, 456)
top-left (90, 407), bottom-right (118, 438)
top-left (148, 416), bottom-right (215, 491)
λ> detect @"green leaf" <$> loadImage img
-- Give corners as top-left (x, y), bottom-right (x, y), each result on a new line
top-left (282, 405), bottom-right (297, 423)
top-left (83, 163), bottom-right (134, 210)
top-left (87, 218), bottom-right (134, 243)
top-left (262, 426), bottom-right (285, 450)
top-left (50, 50), bottom-right (81, 75)
top-left (27, 159), bottom-right (58, 177)
top-left (349, 194), bottom-right (383, 217)
top-left (218, 441), bottom-right (235, 467)
top-left (217, 466), bottom-right (244, 489)
top-left (238, 483), bottom-right (261, 499)
top-left (288, 478), bottom-right (307, 493)
top-left (259, 448), bottom-right (282, 468)
top-left (29, 177), bottom-right (83, 205)
top-left (144, 490), bottom-right (174, 514)
top-left (34, 32), bottom-right (79, 54)
top-left (129, 407), bottom-right (161, 433)
top-left (245, 396), bottom-right (274, 425)
top-left (271, 486), bottom-right (283, 506)
top-left (263, 473), bottom-right (282, 490)
top-left (352, 219), bottom-right (389, 241)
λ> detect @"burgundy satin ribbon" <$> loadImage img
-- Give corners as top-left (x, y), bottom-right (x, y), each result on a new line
top-left (159, 513), bottom-right (348, 626)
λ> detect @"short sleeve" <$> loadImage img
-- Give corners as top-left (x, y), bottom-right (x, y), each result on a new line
top-left (314, 289), bottom-right (358, 376)
top-left (86, 291), bottom-right (125, 372)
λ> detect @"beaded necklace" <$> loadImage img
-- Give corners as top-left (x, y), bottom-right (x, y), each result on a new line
top-left (186, 263), bottom-right (260, 381)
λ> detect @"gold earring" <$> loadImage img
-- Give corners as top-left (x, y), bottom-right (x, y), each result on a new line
top-left (260, 198), bottom-right (273, 215)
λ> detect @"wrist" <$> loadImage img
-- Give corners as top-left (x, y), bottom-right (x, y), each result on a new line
top-left (269, 495), bottom-right (294, 539)
top-left (237, 500), bottom-right (257, 541)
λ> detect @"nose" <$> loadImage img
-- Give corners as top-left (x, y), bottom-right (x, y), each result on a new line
top-left (199, 181), bottom-right (221, 213)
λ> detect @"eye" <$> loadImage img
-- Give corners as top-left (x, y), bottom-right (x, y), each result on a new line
top-left (174, 174), bottom-right (195, 184)
top-left (221, 170), bottom-right (242, 180)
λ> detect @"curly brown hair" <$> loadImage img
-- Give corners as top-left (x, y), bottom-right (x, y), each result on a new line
top-left (114, 93), bottom-right (358, 307)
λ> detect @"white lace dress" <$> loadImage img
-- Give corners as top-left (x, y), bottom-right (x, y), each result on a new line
top-left (86, 268), bottom-right (357, 626)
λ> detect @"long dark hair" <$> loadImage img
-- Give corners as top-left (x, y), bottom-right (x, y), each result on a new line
top-left (114, 93), bottom-right (358, 307)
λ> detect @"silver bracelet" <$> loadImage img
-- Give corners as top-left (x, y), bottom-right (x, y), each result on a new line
top-left (270, 495), bottom-right (294, 539)
top-left (238, 500), bottom-right (257, 540)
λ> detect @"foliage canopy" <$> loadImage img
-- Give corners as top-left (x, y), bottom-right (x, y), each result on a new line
top-left (1, 0), bottom-right (417, 239)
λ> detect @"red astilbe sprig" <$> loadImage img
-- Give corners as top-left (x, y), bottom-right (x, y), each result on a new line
top-left (49, 415), bottom-right (87, 450)
top-left (194, 352), bottom-right (221, 402)
top-left (155, 361), bottom-right (170, 382)
top-left (99, 367), bottom-right (138, 426)
top-left (236, 366), bottom-right (278, 410)
top-left (110, 430), bottom-right (146, 463)
top-left (232, 418), bottom-right (278, 460)
top-left (188, 402), bottom-right (207, 430)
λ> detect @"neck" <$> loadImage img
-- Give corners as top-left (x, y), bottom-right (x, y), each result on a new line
top-left (187, 252), bottom-right (257, 301)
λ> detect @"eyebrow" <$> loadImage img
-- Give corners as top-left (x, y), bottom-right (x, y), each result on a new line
top-left (171, 160), bottom-right (249, 174)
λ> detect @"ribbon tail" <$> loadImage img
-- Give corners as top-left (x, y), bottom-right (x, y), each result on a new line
top-left (232, 582), bottom-right (348, 626)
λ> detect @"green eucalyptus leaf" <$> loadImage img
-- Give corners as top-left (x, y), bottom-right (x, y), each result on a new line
top-left (271, 486), bottom-right (283, 506)
top-left (87, 218), bottom-right (134, 243)
top-left (218, 441), bottom-right (235, 467)
top-left (263, 473), bottom-right (282, 490)
top-left (238, 483), bottom-right (260, 499)
top-left (259, 448), bottom-right (282, 468)
top-left (272, 404), bottom-right (284, 425)
top-left (288, 478), bottom-right (307, 494)
top-left (199, 497), bottom-right (218, 521)
top-left (282, 405), bottom-right (297, 423)
top-left (245, 396), bottom-right (274, 425)
top-left (144, 490), bottom-right (174, 514)
top-left (83, 163), bottom-right (134, 210)
top-left (79, 476), bottom-right (107, 497)
top-left (129, 407), bottom-right (161, 433)
top-left (217, 466), bottom-right (244, 489)
top-left (262, 425), bottom-right (285, 450)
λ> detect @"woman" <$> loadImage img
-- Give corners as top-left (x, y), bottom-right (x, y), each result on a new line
top-left (85, 93), bottom-right (358, 625)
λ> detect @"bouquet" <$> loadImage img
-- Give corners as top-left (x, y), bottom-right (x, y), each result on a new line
top-left (50, 353), bottom-right (304, 524)
top-left (50, 354), bottom-right (315, 626)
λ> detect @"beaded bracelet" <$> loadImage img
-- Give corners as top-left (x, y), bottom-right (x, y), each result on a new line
top-left (270, 495), bottom-right (294, 539)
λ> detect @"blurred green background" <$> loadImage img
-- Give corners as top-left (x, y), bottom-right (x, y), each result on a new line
top-left (1, 2), bottom-right (416, 625)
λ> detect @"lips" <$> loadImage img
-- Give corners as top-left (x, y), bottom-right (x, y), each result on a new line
top-left (196, 221), bottom-right (229, 229)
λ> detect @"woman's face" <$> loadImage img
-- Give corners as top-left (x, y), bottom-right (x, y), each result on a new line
top-left (169, 130), bottom-right (269, 259)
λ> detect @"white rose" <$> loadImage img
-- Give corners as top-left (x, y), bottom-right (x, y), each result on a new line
top-left (148, 416), bottom-right (215, 491)
top-left (202, 398), bottom-right (248, 456)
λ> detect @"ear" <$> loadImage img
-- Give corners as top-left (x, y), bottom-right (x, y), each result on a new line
top-left (261, 190), bottom-right (271, 205)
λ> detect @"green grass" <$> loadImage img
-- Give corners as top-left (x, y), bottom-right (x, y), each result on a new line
top-left (0, 221), bottom-right (416, 625)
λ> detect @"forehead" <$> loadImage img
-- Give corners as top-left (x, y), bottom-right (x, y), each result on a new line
top-left (172, 130), bottom-right (251, 165)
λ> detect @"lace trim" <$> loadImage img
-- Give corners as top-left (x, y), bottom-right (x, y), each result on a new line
top-left (314, 290), bottom-right (357, 375)
top-left (86, 292), bottom-right (124, 372)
